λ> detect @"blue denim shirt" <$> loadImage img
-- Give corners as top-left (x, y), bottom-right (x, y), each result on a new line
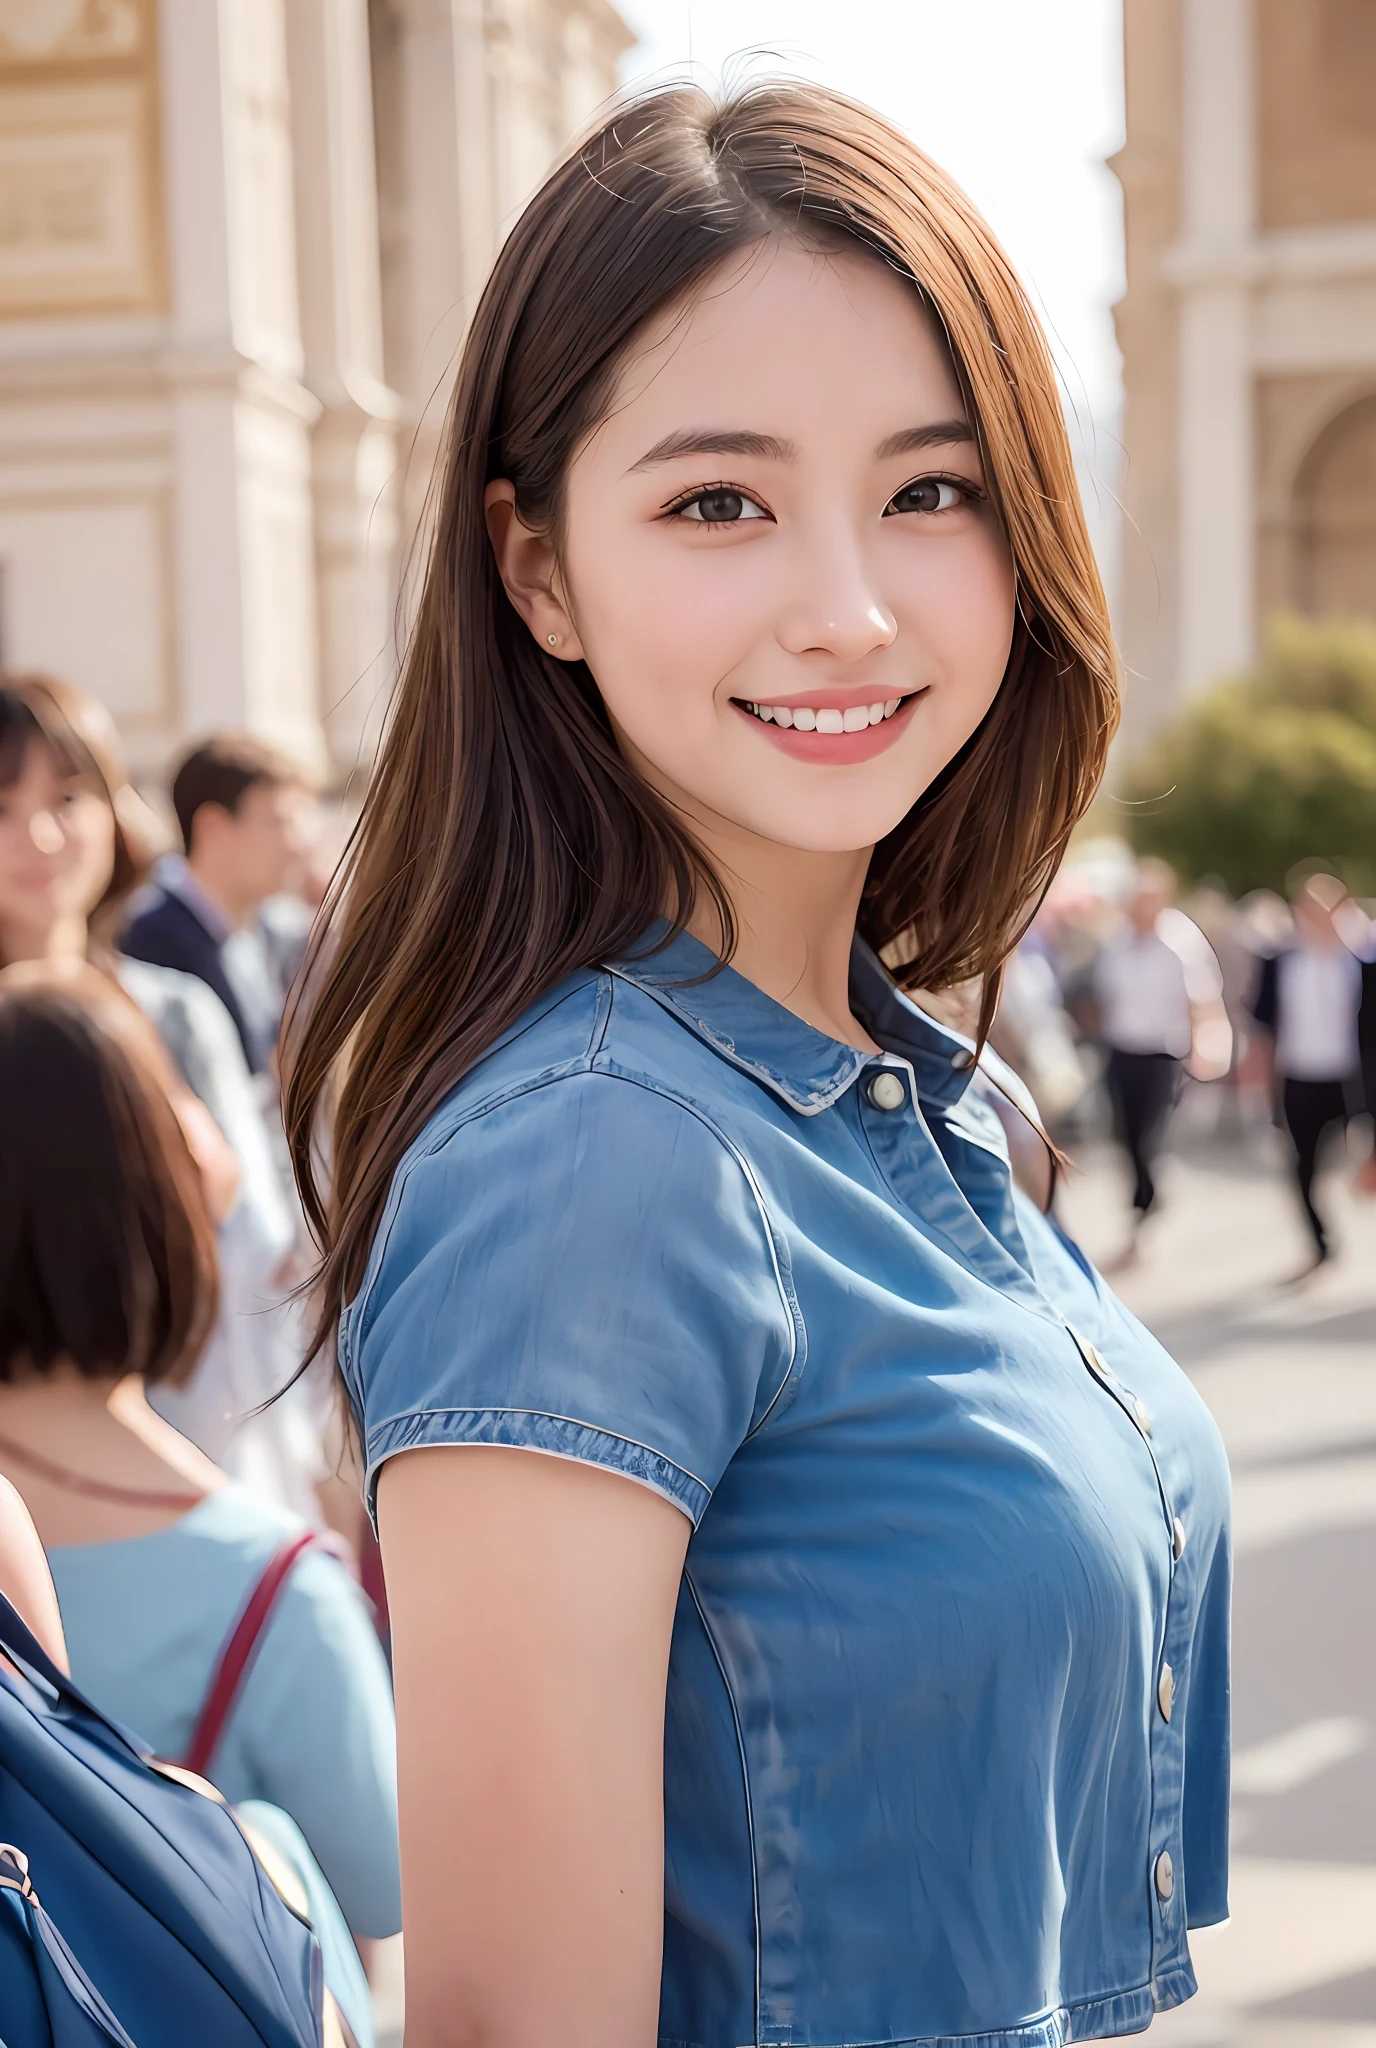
top-left (343, 929), bottom-right (1231, 2048)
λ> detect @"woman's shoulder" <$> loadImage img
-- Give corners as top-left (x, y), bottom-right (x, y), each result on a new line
top-left (116, 957), bottom-right (254, 1100)
top-left (345, 967), bottom-right (788, 1366)
top-left (116, 955), bottom-right (238, 1042)
top-left (397, 959), bottom-right (743, 1168)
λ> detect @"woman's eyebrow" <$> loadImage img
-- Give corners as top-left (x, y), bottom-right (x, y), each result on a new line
top-left (876, 420), bottom-right (975, 459)
top-left (627, 428), bottom-right (796, 472)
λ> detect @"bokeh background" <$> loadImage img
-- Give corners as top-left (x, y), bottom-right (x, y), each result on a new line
top-left (3, 5), bottom-right (1375, 2044)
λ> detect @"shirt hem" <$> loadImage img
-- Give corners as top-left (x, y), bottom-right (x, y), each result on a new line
top-left (364, 1407), bottom-right (711, 1528)
top-left (661, 1961), bottom-right (1198, 2048)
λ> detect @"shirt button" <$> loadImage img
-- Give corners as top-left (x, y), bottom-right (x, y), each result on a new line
top-left (867, 1070), bottom-right (907, 1112)
top-left (1157, 1662), bottom-right (1174, 1722)
top-left (1134, 1396), bottom-right (1153, 1437)
top-left (1172, 1516), bottom-right (1186, 1561)
top-left (1155, 1850), bottom-right (1174, 1903)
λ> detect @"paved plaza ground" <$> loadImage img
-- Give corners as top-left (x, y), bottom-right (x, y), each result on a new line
top-left (1061, 1093), bottom-right (1376, 2046)
top-left (373, 1089), bottom-right (1376, 2046)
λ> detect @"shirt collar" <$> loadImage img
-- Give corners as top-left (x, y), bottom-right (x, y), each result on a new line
top-left (609, 925), bottom-right (978, 1116)
top-left (154, 853), bottom-right (235, 945)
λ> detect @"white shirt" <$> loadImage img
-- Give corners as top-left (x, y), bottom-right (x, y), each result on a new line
top-left (1275, 944), bottom-right (1362, 1081)
top-left (1095, 909), bottom-right (1223, 1060)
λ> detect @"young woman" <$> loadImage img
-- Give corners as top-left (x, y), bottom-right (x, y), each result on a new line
top-left (285, 82), bottom-right (1232, 2048)
top-left (0, 981), bottom-right (401, 1979)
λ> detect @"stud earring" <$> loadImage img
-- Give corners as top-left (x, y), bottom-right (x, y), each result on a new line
top-left (546, 632), bottom-right (559, 646)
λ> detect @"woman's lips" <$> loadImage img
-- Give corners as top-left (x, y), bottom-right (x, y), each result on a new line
top-left (732, 689), bottom-right (926, 763)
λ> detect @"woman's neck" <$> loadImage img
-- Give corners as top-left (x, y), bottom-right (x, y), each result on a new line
top-left (0, 1370), bottom-right (224, 1549)
top-left (683, 825), bottom-right (880, 1053)
top-left (0, 913), bottom-right (88, 969)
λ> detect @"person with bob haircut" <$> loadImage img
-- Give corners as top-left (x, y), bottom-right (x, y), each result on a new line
top-left (283, 81), bottom-right (1231, 2048)
top-left (0, 979), bottom-right (402, 1968)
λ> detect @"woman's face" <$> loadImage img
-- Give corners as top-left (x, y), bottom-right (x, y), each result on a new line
top-left (507, 242), bottom-right (1016, 859)
top-left (0, 740), bottom-right (116, 950)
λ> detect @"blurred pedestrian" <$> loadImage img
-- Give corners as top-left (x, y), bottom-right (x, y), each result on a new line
top-left (0, 675), bottom-right (323, 1513)
top-left (123, 735), bottom-right (317, 1074)
top-left (0, 1394), bottom-right (377, 2048)
top-left (0, 983), bottom-right (401, 1959)
top-left (1248, 870), bottom-right (1376, 1274)
top-left (1094, 858), bottom-right (1232, 1260)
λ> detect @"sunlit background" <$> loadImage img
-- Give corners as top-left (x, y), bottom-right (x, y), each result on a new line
top-left (618, 0), bottom-right (1127, 596)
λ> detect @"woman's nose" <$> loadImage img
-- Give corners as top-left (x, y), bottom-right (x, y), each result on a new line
top-left (777, 534), bottom-right (898, 664)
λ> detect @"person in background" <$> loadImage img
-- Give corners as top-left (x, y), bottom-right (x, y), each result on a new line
top-left (0, 1429), bottom-right (377, 2047)
top-left (1094, 857), bottom-right (1232, 1262)
top-left (1249, 870), bottom-right (1376, 1274)
top-left (0, 982), bottom-right (401, 1969)
top-left (123, 734), bottom-right (318, 1075)
top-left (0, 1474), bottom-right (68, 1670)
top-left (0, 676), bottom-right (323, 1516)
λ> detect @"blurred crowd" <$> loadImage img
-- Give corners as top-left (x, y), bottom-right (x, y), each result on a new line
top-left (0, 671), bottom-right (397, 2033)
top-left (0, 666), bottom-right (1372, 2025)
top-left (993, 842), bottom-right (1376, 1280)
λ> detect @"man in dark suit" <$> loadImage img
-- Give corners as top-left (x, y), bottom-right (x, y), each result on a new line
top-left (122, 734), bottom-right (315, 1073)
top-left (1248, 871), bottom-right (1376, 1273)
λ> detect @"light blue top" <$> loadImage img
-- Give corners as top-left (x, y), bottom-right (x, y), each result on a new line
top-left (344, 928), bottom-right (1232, 2048)
top-left (47, 1487), bottom-right (401, 1939)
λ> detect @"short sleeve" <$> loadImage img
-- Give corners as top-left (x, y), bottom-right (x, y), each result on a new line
top-left (345, 1071), bottom-right (799, 1527)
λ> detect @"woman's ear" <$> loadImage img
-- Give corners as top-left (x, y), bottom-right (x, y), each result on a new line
top-left (483, 481), bottom-right (585, 661)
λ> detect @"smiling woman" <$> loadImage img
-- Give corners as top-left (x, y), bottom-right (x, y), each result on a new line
top-left (282, 80), bottom-right (1230, 2048)
top-left (489, 245), bottom-right (1017, 830)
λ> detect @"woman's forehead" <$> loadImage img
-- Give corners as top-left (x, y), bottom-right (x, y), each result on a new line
top-left (593, 243), bottom-right (962, 466)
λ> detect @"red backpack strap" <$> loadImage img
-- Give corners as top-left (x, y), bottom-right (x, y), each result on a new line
top-left (183, 1531), bottom-right (325, 1779)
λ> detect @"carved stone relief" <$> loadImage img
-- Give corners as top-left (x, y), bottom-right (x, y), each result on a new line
top-left (0, 0), bottom-right (160, 313)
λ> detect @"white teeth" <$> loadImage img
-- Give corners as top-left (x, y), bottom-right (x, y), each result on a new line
top-left (744, 697), bottom-right (906, 730)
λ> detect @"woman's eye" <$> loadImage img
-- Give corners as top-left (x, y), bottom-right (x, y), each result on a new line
top-left (886, 477), bottom-right (968, 517)
top-left (674, 487), bottom-right (768, 525)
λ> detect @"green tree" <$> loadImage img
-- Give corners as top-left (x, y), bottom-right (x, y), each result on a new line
top-left (1122, 615), bottom-right (1376, 896)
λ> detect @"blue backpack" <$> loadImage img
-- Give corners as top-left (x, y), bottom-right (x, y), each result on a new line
top-left (0, 1588), bottom-right (350, 2046)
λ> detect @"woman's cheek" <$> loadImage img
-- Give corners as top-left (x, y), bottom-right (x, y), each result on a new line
top-left (925, 543), bottom-right (1015, 706)
top-left (69, 801), bottom-right (116, 915)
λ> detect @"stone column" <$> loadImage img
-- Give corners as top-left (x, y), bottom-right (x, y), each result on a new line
top-left (159, 0), bottom-right (324, 769)
top-left (1176, 0), bottom-right (1256, 695)
top-left (285, 0), bottom-right (400, 776)
top-left (371, 0), bottom-right (497, 575)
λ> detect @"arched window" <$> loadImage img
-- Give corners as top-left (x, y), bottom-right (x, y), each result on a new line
top-left (1293, 395), bottom-right (1376, 621)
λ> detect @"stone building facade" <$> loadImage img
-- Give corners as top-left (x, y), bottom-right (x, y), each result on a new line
top-left (0, 0), bottom-right (631, 781)
top-left (1113, 0), bottom-right (1376, 740)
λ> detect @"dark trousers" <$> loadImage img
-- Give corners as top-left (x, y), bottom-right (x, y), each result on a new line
top-left (1281, 1076), bottom-right (1354, 1257)
top-left (1106, 1049), bottom-right (1181, 1216)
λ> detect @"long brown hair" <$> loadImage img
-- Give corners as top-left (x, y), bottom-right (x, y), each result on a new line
top-left (282, 80), bottom-right (1118, 1355)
